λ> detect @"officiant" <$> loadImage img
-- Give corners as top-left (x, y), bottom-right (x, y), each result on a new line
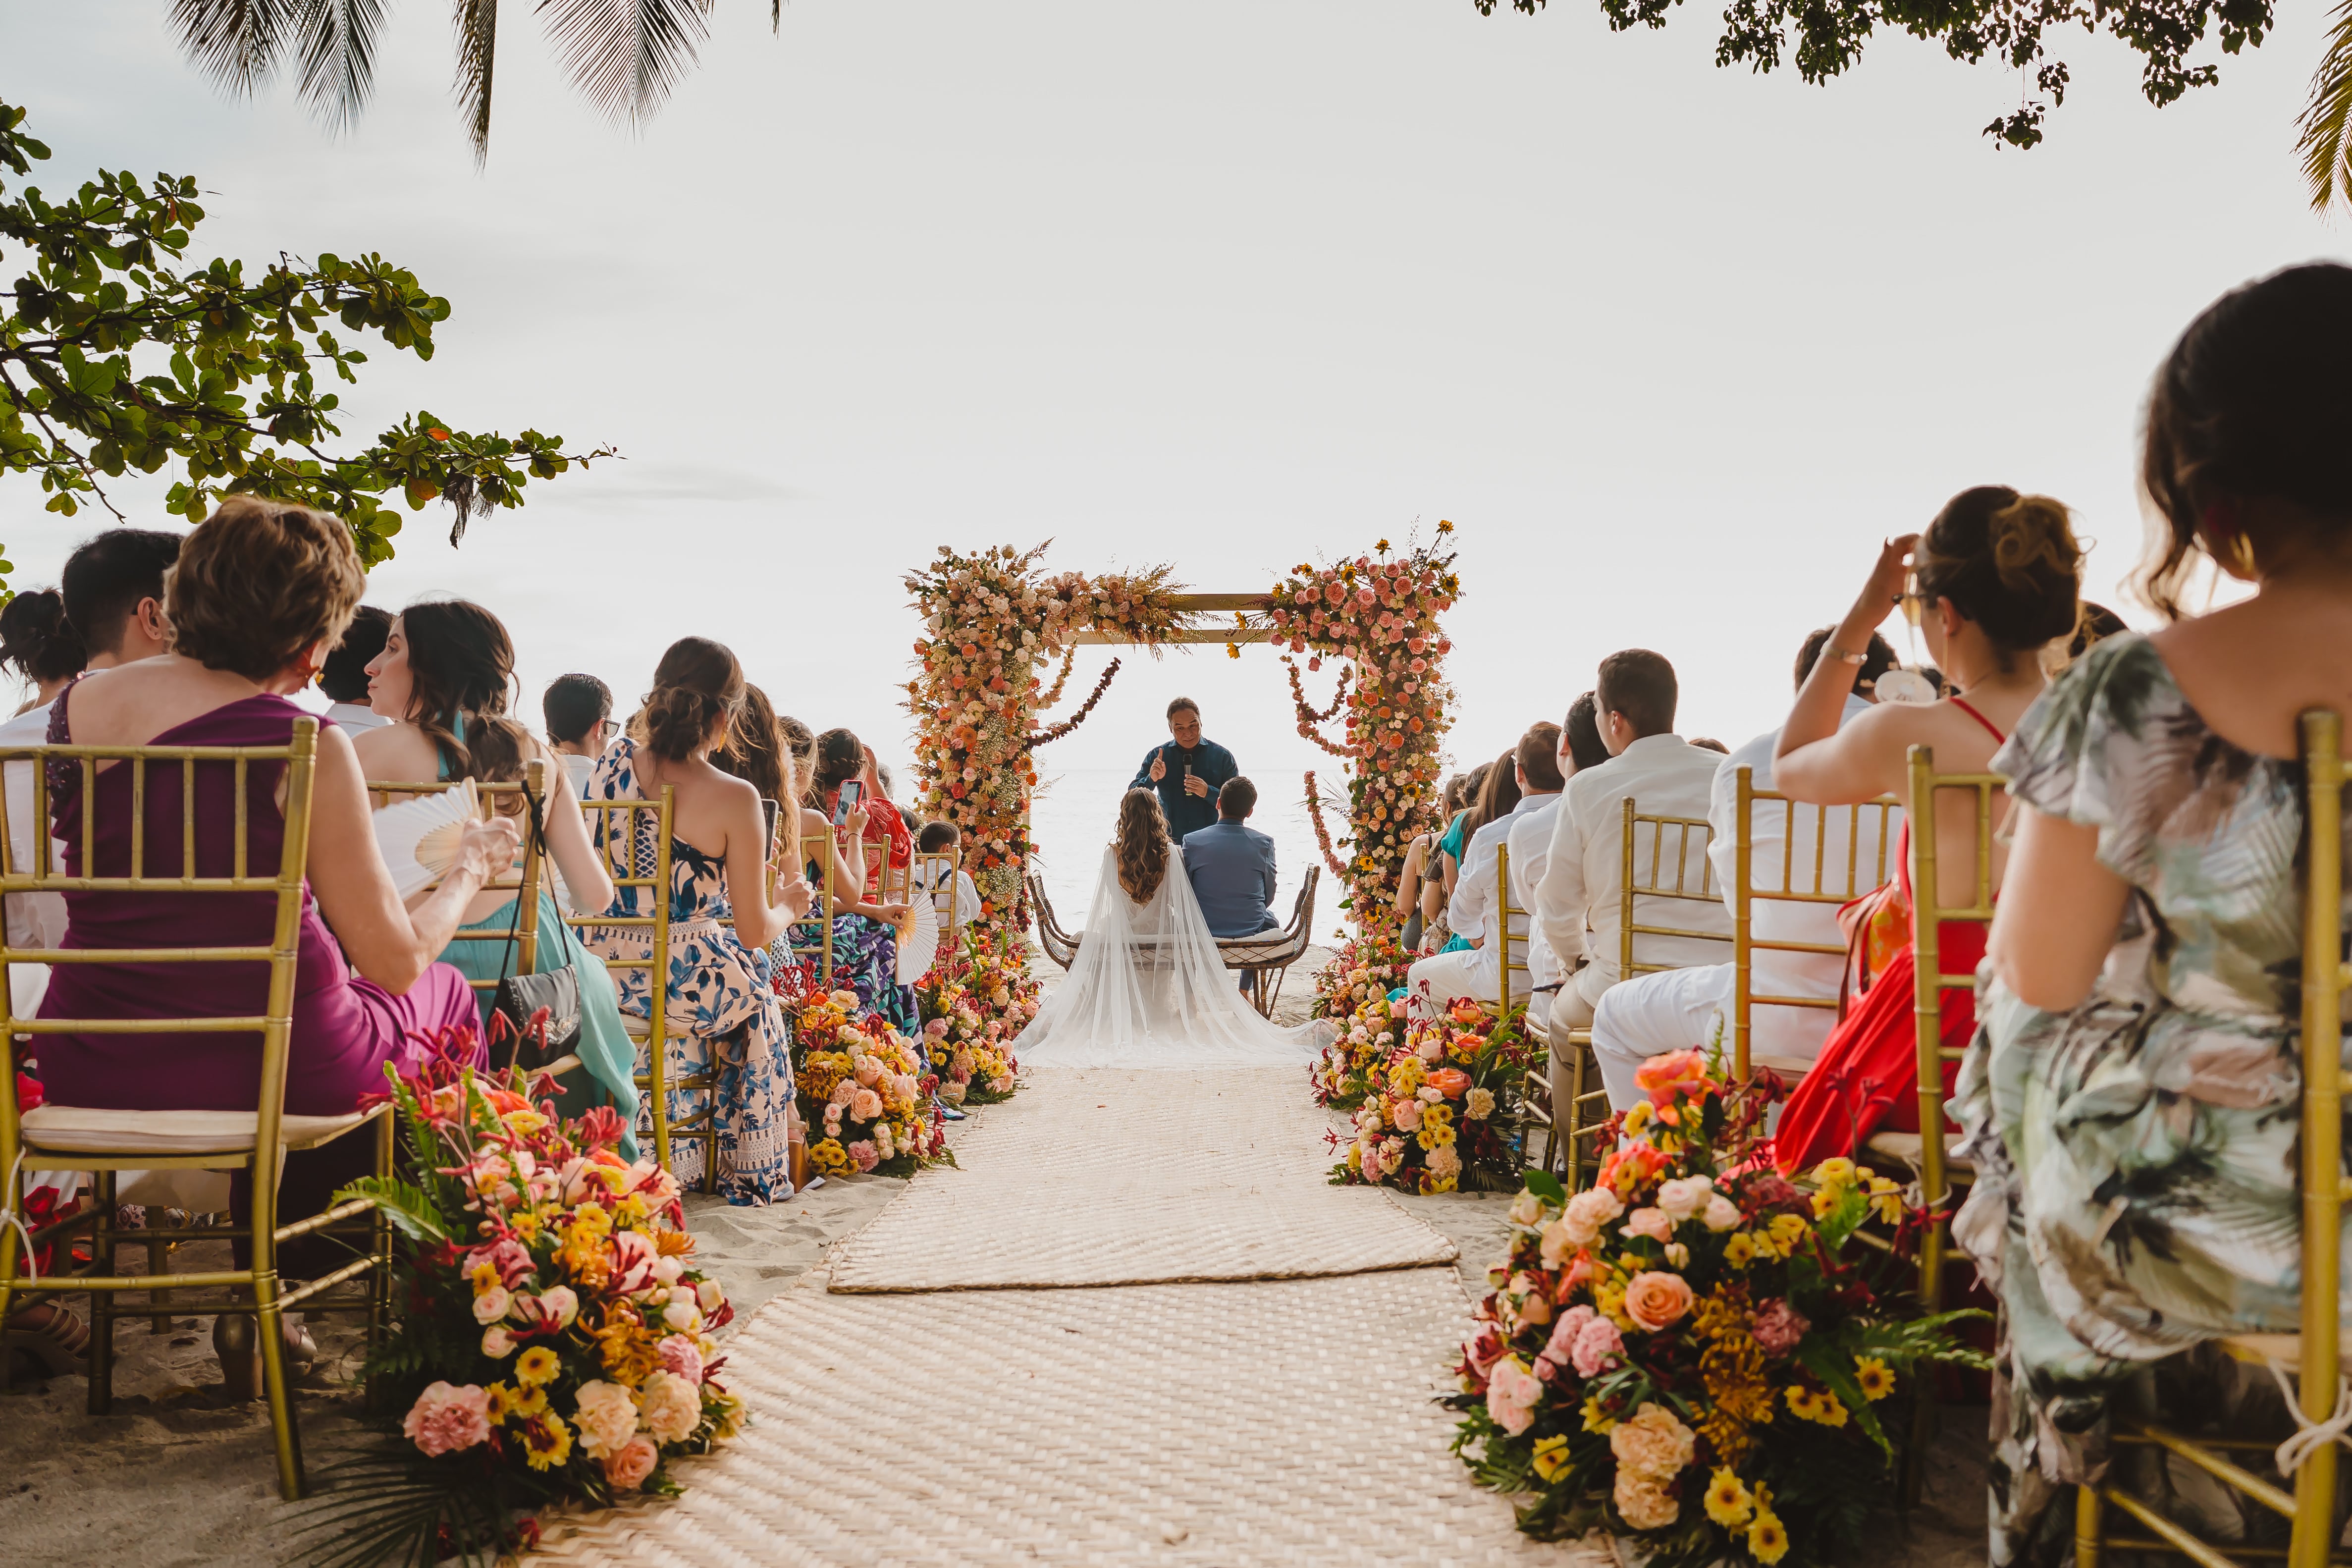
top-left (1129, 697), bottom-right (1238, 841)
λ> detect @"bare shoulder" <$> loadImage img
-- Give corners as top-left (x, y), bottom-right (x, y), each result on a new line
top-left (2152, 597), bottom-right (2352, 758)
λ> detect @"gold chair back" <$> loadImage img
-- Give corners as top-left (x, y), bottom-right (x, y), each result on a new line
top-left (1729, 768), bottom-right (1899, 1078)
top-left (368, 761), bottom-right (550, 1005)
top-left (788, 821), bottom-right (837, 986)
top-left (0, 718), bottom-right (389, 1500)
top-left (1616, 796), bottom-right (1729, 979)
top-left (563, 791), bottom-right (690, 1181)
top-left (916, 846), bottom-right (962, 932)
top-left (1495, 840), bottom-right (1563, 1177)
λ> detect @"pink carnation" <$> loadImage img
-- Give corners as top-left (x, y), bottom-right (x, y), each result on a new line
top-left (1751, 1298), bottom-right (1811, 1356)
top-left (1570, 1314), bottom-right (1625, 1378)
top-left (1543, 1304), bottom-right (1597, 1364)
top-left (847, 1140), bottom-right (880, 1172)
top-left (1485, 1356), bottom-right (1544, 1436)
top-left (658, 1333), bottom-right (705, 1385)
top-left (402, 1381), bottom-right (490, 1457)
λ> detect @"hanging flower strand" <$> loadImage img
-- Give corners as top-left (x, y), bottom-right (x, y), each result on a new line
top-left (1024, 657), bottom-right (1122, 752)
top-left (1303, 770), bottom-right (1348, 878)
top-left (1034, 644), bottom-right (1078, 712)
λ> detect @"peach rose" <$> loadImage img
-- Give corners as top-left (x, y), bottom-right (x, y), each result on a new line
top-left (603, 1434), bottom-right (659, 1492)
top-left (1610, 1401), bottom-right (1698, 1481)
top-left (1623, 1270), bottom-right (1696, 1332)
top-left (1655, 1175), bottom-right (1712, 1221)
top-left (1622, 1207), bottom-right (1674, 1244)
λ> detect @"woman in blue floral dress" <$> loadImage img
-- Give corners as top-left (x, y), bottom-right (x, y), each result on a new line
top-left (583, 638), bottom-right (813, 1204)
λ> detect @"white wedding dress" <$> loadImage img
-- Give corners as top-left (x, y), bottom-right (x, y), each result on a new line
top-left (1016, 846), bottom-right (1323, 1068)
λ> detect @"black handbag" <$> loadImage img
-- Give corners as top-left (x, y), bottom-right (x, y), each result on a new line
top-left (490, 776), bottom-right (584, 1072)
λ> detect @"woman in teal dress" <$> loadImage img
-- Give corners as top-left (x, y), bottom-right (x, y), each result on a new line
top-left (349, 600), bottom-right (640, 1156)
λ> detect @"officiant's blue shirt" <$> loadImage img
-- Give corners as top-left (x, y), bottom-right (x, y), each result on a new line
top-left (1129, 738), bottom-right (1236, 840)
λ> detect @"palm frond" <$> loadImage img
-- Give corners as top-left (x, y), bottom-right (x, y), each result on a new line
top-left (451, 0), bottom-right (502, 166)
top-left (293, 0), bottom-right (391, 135)
top-left (2298, 0), bottom-right (2352, 214)
top-left (535, 0), bottom-right (715, 129)
top-left (169, 0), bottom-right (305, 96)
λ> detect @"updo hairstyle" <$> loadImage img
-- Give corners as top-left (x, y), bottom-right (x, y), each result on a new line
top-left (640, 637), bottom-right (746, 763)
top-left (166, 497), bottom-right (366, 682)
top-left (810, 728), bottom-right (865, 798)
top-left (1116, 788), bottom-right (1172, 905)
top-left (1912, 485), bottom-right (2083, 665)
top-left (2138, 263), bottom-right (2352, 618)
top-left (0, 590), bottom-right (86, 687)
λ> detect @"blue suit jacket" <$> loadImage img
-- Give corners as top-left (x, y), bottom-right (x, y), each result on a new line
top-left (1181, 820), bottom-right (1280, 939)
top-left (1130, 739), bottom-right (1237, 842)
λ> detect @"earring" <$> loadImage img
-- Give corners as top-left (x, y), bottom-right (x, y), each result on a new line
top-left (2226, 530), bottom-right (2258, 578)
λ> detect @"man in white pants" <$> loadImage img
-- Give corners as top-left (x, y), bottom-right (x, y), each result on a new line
top-left (1503, 694), bottom-right (1612, 1030)
top-left (1406, 722), bottom-right (1562, 1020)
top-left (1587, 629), bottom-right (1900, 1111)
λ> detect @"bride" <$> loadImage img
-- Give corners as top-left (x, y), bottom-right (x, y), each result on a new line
top-left (1016, 789), bottom-right (1320, 1067)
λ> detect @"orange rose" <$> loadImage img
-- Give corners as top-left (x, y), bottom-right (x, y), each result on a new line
top-left (1622, 1270), bottom-right (1696, 1332)
top-left (1426, 1068), bottom-right (1471, 1099)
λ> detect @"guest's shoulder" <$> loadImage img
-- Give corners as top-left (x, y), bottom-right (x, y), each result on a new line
top-left (1245, 824), bottom-right (1274, 851)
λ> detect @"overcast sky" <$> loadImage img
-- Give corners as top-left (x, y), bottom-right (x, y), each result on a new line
top-left (1, 0), bottom-right (2342, 888)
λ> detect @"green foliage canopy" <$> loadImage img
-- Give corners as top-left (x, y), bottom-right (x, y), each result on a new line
top-left (0, 96), bottom-right (606, 591)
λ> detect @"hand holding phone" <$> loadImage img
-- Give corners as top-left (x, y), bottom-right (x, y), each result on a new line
top-left (831, 778), bottom-right (864, 827)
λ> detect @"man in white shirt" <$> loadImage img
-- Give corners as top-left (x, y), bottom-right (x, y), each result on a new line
top-left (1407, 722), bottom-right (1562, 1020)
top-left (543, 672), bottom-right (614, 798)
top-left (1586, 631), bottom-right (1902, 1110)
top-left (316, 604), bottom-right (393, 734)
top-left (1534, 649), bottom-right (1728, 1113)
top-left (1504, 694), bottom-right (1612, 1030)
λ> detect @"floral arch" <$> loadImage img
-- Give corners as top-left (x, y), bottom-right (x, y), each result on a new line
top-left (902, 529), bottom-right (1459, 1018)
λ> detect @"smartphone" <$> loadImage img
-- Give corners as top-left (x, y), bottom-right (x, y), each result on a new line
top-left (831, 778), bottom-right (863, 826)
top-left (760, 797), bottom-right (780, 854)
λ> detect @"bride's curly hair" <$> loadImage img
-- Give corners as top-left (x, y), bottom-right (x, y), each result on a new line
top-left (1116, 788), bottom-right (1173, 905)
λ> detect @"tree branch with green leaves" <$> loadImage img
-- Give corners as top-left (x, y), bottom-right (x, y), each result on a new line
top-left (0, 96), bottom-right (610, 595)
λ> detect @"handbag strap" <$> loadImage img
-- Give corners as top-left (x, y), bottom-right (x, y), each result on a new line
top-left (495, 775), bottom-right (551, 986)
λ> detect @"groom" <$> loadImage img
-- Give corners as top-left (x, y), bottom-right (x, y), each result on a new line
top-left (1183, 776), bottom-right (1279, 993)
top-left (1129, 697), bottom-right (1237, 841)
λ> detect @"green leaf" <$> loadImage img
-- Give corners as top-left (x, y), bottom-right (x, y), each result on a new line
top-left (1522, 1169), bottom-right (1565, 1205)
top-left (1795, 1338), bottom-right (1891, 1455)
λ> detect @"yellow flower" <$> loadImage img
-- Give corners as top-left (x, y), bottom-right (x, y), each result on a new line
top-left (1767, 1212), bottom-right (1810, 1249)
top-left (1621, 1101), bottom-right (1653, 1137)
top-left (1581, 1395), bottom-right (1618, 1434)
top-left (1531, 1434), bottom-right (1571, 1482)
top-left (509, 1383), bottom-right (551, 1419)
top-left (569, 1202), bottom-right (615, 1239)
top-left (1747, 1510), bottom-right (1790, 1565)
top-left (510, 1208), bottom-right (543, 1242)
top-left (1703, 1466), bottom-right (1755, 1528)
top-left (483, 1381), bottom-right (520, 1425)
top-left (1867, 1176), bottom-right (1904, 1224)
top-left (1810, 1156), bottom-right (1856, 1190)
top-left (1810, 1189), bottom-right (1839, 1219)
top-left (1783, 1384), bottom-right (1847, 1427)
top-left (518, 1409), bottom-right (574, 1471)
top-left (612, 1193), bottom-right (650, 1229)
top-left (1722, 1233), bottom-right (1756, 1269)
top-left (502, 1108), bottom-right (549, 1137)
top-left (1854, 1356), bottom-right (1895, 1402)
top-left (516, 1345), bottom-right (560, 1387)
top-left (468, 1261), bottom-right (500, 1298)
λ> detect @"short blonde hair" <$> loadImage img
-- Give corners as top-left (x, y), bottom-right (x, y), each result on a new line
top-left (166, 497), bottom-right (366, 681)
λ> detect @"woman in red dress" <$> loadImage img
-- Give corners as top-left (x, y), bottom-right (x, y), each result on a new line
top-left (1770, 487), bottom-right (2084, 1171)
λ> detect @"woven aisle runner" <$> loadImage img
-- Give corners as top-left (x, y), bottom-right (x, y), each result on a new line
top-left (825, 1067), bottom-right (1459, 1292)
top-left (532, 1268), bottom-right (1603, 1567)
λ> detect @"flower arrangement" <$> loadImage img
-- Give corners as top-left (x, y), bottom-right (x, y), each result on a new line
top-left (1307, 931), bottom-right (1415, 1107)
top-left (914, 929), bottom-right (1026, 1105)
top-left (903, 545), bottom-right (1190, 949)
top-left (1328, 997), bottom-right (1535, 1193)
top-left (790, 989), bottom-right (953, 1178)
top-left (1447, 1044), bottom-right (1984, 1564)
top-left (1268, 527), bottom-right (1458, 935)
top-left (301, 1031), bottom-right (741, 1562)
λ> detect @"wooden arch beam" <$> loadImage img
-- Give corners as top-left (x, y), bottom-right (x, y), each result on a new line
top-left (1069, 592), bottom-right (1277, 646)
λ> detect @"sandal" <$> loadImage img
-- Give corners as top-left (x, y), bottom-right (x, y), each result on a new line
top-left (3, 1301), bottom-right (93, 1378)
top-left (213, 1310), bottom-right (319, 1402)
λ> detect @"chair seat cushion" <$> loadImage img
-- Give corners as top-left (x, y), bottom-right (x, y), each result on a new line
top-left (21, 1102), bottom-right (377, 1155)
top-left (2220, 1333), bottom-right (2305, 1368)
top-left (1862, 1130), bottom-right (1977, 1176)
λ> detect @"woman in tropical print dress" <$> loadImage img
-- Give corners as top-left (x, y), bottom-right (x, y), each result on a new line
top-left (800, 725), bottom-right (919, 1032)
top-left (584, 638), bottom-right (813, 1204)
top-left (1962, 263), bottom-right (2352, 1563)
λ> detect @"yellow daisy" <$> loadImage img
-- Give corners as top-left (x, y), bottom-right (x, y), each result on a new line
top-left (1581, 1394), bottom-right (1618, 1434)
top-left (1703, 1466), bottom-right (1754, 1528)
top-left (483, 1381), bottom-right (520, 1425)
top-left (1722, 1233), bottom-right (1757, 1269)
top-left (515, 1345), bottom-right (561, 1387)
top-left (1854, 1356), bottom-right (1896, 1402)
top-left (1747, 1510), bottom-right (1790, 1565)
top-left (518, 1410), bottom-right (574, 1471)
top-left (1531, 1434), bottom-right (1572, 1482)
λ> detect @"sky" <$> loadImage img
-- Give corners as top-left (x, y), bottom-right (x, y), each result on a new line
top-left (1, 0), bottom-right (2342, 906)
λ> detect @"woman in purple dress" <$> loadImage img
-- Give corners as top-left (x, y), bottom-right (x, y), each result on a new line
top-left (28, 498), bottom-right (519, 1373)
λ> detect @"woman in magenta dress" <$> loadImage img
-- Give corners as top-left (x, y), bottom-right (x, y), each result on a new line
top-left (1768, 487), bottom-right (2083, 1171)
top-left (27, 499), bottom-right (520, 1366)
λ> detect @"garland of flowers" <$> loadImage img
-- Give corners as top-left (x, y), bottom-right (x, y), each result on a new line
top-left (1034, 644), bottom-right (1078, 711)
top-left (1301, 770), bottom-right (1346, 879)
top-left (1285, 659), bottom-right (1356, 760)
top-left (1268, 527), bottom-right (1458, 936)
top-left (1307, 929), bottom-right (1415, 1105)
top-left (1023, 657), bottom-right (1121, 752)
top-left (1448, 1037), bottom-right (1986, 1561)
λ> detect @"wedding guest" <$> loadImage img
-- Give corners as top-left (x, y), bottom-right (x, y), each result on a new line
top-left (806, 726), bottom-right (918, 1030)
top-left (584, 638), bottom-right (810, 1203)
top-left (1408, 724), bottom-right (1560, 1020)
top-left (1130, 698), bottom-right (1237, 841)
top-left (59, 527), bottom-right (177, 672)
top-left (542, 672), bottom-right (613, 796)
top-left (0, 590), bottom-right (84, 714)
top-left (1588, 630), bottom-right (1899, 1111)
top-left (1534, 650), bottom-right (1726, 1115)
top-left (351, 600), bottom-right (636, 1151)
top-left (913, 819), bottom-right (980, 931)
top-left (1689, 737), bottom-right (1728, 754)
top-left (316, 604), bottom-right (392, 733)
top-left (1960, 263), bottom-right (2352, 1562)
top-left (1769, 487), bottom-right (2081, 1170)
top-left (33, 499), bottom-right (516, 1365)
top-left (1434, 759), bottom-right (1495, 905)
top-left (1398, 769), bottom-right (1480, 950)
top-left (1503, 694), bottom-right (1611, 1030)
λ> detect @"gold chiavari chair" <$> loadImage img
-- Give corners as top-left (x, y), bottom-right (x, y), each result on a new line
top-left (1552, 798), bottom-right (1735, 1189)
top-left (562, 792), bottom-right (702, 1189)
top-left (1730, 769), bottom-right (1900, 1080)
top-left (786, 823), bottom-right (837, 987)
top-left (1494, 842), bottom-right (1559, 1175)
top-left (0, 718), bottom-right (391, 1500)
top-left (2075, 710), bottom-right (2345, 1568)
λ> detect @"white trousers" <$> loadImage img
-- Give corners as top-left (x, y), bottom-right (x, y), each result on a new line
top-left (1405, 947), bottom-right (1504, 1021)
top-left (1590, 963), bottom-right (1737, 1113)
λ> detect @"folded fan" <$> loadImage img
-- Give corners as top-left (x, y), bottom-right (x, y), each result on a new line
top-left (373, 780), bottom-right (481, 899)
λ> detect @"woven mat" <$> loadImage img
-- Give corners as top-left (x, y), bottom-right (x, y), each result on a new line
top-left (825, 1067), bottom-right (1457, 1292)
top-left (532, 1268), bottom-right (1599, 1567)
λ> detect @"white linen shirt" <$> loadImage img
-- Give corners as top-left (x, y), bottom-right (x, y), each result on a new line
top-left (1537, 733), bottom-right (1730, 1009)
top-left (1504, 796), bottom-right (1564, 995)
top-left (1447, 791), bottom-right (1559, 949)
top-left (1704, 696), bottom-right (1902, 1059)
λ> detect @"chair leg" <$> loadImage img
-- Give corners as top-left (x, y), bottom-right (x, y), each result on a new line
top-left (1565, 1047), bottom-right (1588, 1189)
top-left (2073, 1482), bottom-right (2105, 1568)
top-left (254, 1267), bottom-right (306, 1501)
top-left (148, 1237), bottom-right (173, 1333)
top-left (87, 1171), bottom-right (115, 1416)
top-left (367, 1111), bottom-right (394, 1415)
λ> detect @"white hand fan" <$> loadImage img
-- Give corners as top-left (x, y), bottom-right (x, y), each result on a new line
top-left (373, 779), bottom-right (482, 899)
top-left (895, 892), bottom-right (940, 985)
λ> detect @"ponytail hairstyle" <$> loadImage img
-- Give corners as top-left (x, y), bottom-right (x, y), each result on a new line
top-left (398, 599), bottom-right (533, 786)
top-left (1462, 748), bottom-right (1523, 838)
top-left (640, 637), bottom-right (746, 763)
top-left (1912, 486), bottom-right (2084, 668)
top-left (0, 589), bottom-right (86, 690)
top-left (2138, 263), bottom-right (2352, 619)
top-left (811, 728), bottom-right (865, 798)
top-left (1115, 787), bottom-right (1172, 905)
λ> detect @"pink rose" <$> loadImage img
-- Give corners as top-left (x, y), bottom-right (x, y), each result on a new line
top-left (1655, 1176), bottom-right (1712, 1222)
top-left (827, 1079), bottom-right (857, 1108)
top-left (924, 1018), bottom-right (950, 1037)
top-left (658, 1333), bottom-right (705, 1385)
top-left (402, 1381), bottom-right (490, 1457)
top-left (1623, 1271), bottom-right (1696, 1332)
top-left (1623, 1207), bottom-right (1674, 1244)
top-left (1485, 1356), bottom-right (1544, 1436)
top-left (847, 1140), bottom-right (880, 1172)
top-left (1750, 1298), bottom-right (1811, 1356)
top-left (1559, 1187), bottom-right (1624, 1247)
top-left (1702, 1193), bottom-right (1743, 1232)
top-left (603, 1435), bottom-right (659, 1492)
top-left (1570, 1314), bottom-right (1624, 1378)
top-left (854, 1059), bottom-right (883, 1087)
top-left (851, 1087), bottom-right (884, 1122)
